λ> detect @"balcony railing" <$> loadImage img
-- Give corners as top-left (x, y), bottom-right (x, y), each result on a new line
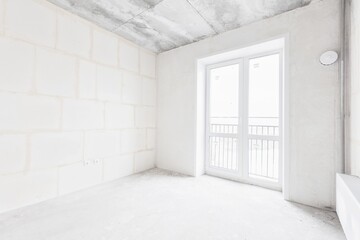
top-left (210, 124), bottom-right (238, 134)
top-left (209, 123), bottom-right (280, 180)
top-left (210, 123), bottom-right (279, 136)
top-left (248, 137), bottom-right (279, 180)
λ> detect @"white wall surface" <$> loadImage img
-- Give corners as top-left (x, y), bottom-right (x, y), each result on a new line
top-left (348, 0), bottom-right (360, 177)
top-left (157, 0), bottom-right (342, 209)
top-left (0, 0), bottom-right (157, 213)
top-left (336, 174), bottom-right (360, 240)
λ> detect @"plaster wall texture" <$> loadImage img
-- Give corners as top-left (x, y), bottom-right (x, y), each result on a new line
top-left (0, 0), bottom-right (157, 213)
top-left (157, 0), bottom-right (342, 209)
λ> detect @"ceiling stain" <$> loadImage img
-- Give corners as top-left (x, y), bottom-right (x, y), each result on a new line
top-left (47, 0), bottom-right (312, 53)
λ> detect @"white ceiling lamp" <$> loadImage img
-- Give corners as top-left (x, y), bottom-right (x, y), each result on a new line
top-left (320, 51), bottom-right (338, 66)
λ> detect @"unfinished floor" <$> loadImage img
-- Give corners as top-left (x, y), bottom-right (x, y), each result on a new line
top-left (0, 169), bottom-right (345, 240)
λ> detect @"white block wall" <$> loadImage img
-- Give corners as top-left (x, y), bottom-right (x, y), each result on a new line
top-left (0, 0), bottom-right (157, 213)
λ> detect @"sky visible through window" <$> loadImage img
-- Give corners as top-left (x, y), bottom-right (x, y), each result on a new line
top-left (249, 54), bottom-right (280, 126)
top-left (209, 54), bottom-right (280, 127)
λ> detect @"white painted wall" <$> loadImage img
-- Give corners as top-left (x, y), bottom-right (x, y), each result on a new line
top-left (336, 174), bottom-right (360, 240)
top-left (157, 0), bottom-right (342, 209)
top-left (0, 0), bottom-right (157, 213)
top-left (348, 0), bottom-right (360, 177)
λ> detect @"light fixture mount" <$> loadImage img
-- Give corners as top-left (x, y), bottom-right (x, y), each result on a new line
top-left (320, 51), bottom-right (338, 66)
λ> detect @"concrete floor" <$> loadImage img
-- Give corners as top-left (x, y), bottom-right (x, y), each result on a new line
top-left (0, 169), bottom-right (345, 240)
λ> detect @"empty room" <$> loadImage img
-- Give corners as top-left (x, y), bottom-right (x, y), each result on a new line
top-left (0, 0), bottom-right (359, 239)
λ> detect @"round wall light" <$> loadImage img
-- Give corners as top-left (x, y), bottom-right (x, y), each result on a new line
top-left (320, 51), bottom-right (338, 66)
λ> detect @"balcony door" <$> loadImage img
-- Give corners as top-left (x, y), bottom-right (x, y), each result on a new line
top-left (205, 51), bottom-right (283, 190)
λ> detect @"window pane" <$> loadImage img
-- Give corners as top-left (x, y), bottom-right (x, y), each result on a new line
top-left (248, 54), bottom-right (280, 136)
top-left (209, 64), bottom-right (239, 134)
top-left (248, 53), bottom-right (280, 181)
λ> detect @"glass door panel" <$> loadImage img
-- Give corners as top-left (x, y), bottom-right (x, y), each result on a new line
top-left (208, 63), bottom-right (240, 171)
top-left (247, 54), bottom-right (281, 182)
top-left (206, 52), bottom-right (283, 189)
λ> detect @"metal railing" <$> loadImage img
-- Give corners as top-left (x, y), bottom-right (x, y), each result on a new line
top-left (210, 123), bottom-right (279, 136)
top-left (248, 138), bottom-right (279, 180)
top-left (210, 124), bottom-right (238, 134)
top-left (208, 123), bottom-right (280, 180)
top-left (248, 125), bottom-right (279, 136)
top-left (209, 136), bottom-right (238, 171)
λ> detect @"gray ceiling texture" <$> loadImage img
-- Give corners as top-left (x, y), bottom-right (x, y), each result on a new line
top-left (47, 0), bottom-right (312, 53)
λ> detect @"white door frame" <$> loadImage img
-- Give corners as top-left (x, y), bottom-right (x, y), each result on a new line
top-left (205, 49), bottom-right (284, 191)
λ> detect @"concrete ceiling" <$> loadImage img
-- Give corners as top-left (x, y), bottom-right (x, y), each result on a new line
top-left (48, 0), bottom-right (312, 53)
